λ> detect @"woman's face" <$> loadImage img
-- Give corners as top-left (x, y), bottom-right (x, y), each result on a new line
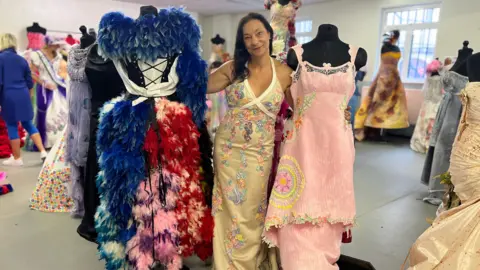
top-left (243, 19), bottom-right (270, 58)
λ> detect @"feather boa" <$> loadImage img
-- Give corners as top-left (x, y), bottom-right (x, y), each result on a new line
top-left (151, 99), bottom-right (213, 259)
top-left (96, 97), bottom-right (213, 269)
top-left (95, 96), bottom-right (150, 270)
top-left (97, 8), bottom-right (207, 127)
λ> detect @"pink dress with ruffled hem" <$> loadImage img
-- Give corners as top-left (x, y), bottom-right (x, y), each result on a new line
top-left (264, 44), bottom-right (357, 270)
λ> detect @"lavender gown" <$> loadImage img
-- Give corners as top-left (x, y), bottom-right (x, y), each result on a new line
top-left (65, 45), bottom-right (93, 217)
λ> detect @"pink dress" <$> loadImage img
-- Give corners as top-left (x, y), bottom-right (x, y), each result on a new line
top-left (264, 45), bottom-right (357, 270)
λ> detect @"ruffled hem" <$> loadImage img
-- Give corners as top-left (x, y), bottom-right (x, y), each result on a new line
top-left (263, 214), bottom-right (356, 247)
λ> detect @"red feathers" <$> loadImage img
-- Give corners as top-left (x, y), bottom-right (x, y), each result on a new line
top-left (152, 99), bottom-right (214, 260)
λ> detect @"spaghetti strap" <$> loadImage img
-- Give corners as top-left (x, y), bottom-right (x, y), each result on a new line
top-left (290, 45), bottom-right (304, 65)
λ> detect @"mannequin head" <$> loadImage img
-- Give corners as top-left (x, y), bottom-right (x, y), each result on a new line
top-left (139, 5), bottom-right (158, 17)
top-left (383, 30), bottom-right (400, 45)
top-left (211, 34), bottom-right (226, 54)
top-left (233, 13), bottom-right (273, 81)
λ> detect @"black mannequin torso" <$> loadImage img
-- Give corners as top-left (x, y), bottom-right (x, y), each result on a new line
top-left (287, 24), bottom-right (367, 71)
top-left (467, 53), bottom-right (480, 82)
top-left (79, 26), bottom-right (95, 49)
top-left (278, 0), bottom-right (291, 5)
top-left (450, 41), bottom-right (473, 75)
top-left (26, 22), bottom-right (47, 35)
top-left (139, 5), bottom-right (158, 17)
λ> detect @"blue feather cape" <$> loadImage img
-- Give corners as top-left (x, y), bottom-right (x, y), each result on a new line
top-left (97, 8), bottom-right (208, 126)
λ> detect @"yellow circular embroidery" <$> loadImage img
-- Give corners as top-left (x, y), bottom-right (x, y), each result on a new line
top-left (270, 155), bottom-right (305, 209)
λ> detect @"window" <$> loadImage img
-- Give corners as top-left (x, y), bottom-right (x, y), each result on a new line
top-left (380, 5), bottom-right (441, 82)
top-left (295, 19), bottom-right (313, 44)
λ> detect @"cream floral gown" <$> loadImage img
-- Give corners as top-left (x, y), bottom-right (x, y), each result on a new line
top-left (406, 82), bottom-right (480, 269)
top-left (212, 58), bottom-right (284, 269)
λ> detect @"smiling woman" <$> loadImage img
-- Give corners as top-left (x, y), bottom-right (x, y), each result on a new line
top-left (207, 12), bottom-right (292, 270)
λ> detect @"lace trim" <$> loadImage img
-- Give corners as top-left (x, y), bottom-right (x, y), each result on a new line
top-left (305, 63), bottom-right (350, 75)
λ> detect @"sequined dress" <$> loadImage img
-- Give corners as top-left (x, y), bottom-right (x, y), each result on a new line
top-left (30, 127), bottom-right (72, 213)
top-left (212, 58), bottom-right (284, 269)
top-left (406, 82), bottom-right (480, 269)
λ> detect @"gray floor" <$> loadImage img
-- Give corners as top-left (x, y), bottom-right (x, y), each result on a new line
top-left (0, 141), bottom-right (437, 270)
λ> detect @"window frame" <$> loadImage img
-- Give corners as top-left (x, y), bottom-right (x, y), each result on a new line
top-left (378, 3), bottom-right (442, 83)
top-left (295, 17), bottom-right (313, 45)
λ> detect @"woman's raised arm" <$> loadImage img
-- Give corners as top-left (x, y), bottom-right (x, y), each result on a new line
top-left (207, 61), bottom-right (234, 94)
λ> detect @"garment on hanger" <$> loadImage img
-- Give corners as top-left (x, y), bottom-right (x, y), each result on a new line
top-left (94, 8), bottom-right (212, 270)
top-left (405, 82), bottom-right (480, 270)
top-left (354, 49), bottom-right (409, 140)
top-left (410, 75), bottom-right (444, 153)
top-left (263, 44), bottom-right (357, 269)
top-left (421, 71), bottom-right (468, 206)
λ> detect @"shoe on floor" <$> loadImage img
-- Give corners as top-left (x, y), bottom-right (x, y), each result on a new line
top-left (40, 151), bottom-right (48, 161)
top-left (77, 224), bottom-right (97, 244)
top-left (2, 156), bottom-right (24, 166)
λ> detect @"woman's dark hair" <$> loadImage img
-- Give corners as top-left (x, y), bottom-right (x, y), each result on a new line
top-left (391, 30), bottom-right (400, 40)
top-left (232, 13), bottom-right (273, 82)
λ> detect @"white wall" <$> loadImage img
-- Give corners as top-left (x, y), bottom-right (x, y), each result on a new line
top-left (0, 0), bottom-right (199, 51)
top-left (436, 0), bottom-right (480, 58)
top-left (201, 0), bottom-right (480, 80)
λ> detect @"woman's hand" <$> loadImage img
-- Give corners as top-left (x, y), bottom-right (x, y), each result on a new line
top-left (44, 82), bottom-right (57, 90)
top-left (345, 106), bottom-right (352, 122)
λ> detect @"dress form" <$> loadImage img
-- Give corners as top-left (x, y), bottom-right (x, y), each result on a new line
top-left (467, 52), bottom-right (480, 82)
top-left (450, 41), bottom-right (473, 76)
top-left (79, 26), bottom-right (95, 49)
top-left (287, 24), bottom-right (367, 71)
top-left (26, 22), bottom-right (47, 34)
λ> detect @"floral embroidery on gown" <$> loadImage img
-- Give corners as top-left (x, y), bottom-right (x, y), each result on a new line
top-left (354, 51), bottom-right (409, 140)
top-left (406, 82), bottom-right (480, 270)
top-left (264, 45), bottom-right (357, 269)
top-left (265, 0), bottom-right (302, 61)
top-left (212, 58), bottom-right (284, 270)
top-left (410, 75), bottom-right (444, 153)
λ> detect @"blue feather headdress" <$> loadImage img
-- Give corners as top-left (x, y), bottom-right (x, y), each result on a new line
top-left (97, 7), bottom-right (207, 126)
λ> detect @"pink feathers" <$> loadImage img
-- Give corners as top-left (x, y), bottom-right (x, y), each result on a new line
top-left (427, 59), bottom-right (442, 74)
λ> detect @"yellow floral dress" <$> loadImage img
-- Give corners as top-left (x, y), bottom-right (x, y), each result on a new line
top-left (354, 51), bottom-right (409, 140)
top-left (212, 58), bottom-right (284, 269)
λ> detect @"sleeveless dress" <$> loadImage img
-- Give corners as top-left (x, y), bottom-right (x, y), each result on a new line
top-left (264, 45), bottom-right (357, 270)
top-left (354, 51), bottom-right (409, 140)
top-left (410, 75), bottom-right (444, 153)
top-left (405, 82), bottom-right (480, 269)
top-left (212, 58), bottom-right (284, 270)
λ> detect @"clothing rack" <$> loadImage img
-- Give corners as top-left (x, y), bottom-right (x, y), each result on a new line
top-left (48, 29), bottom-right (81, 35)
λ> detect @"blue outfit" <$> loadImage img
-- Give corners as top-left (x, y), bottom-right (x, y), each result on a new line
top-left (0, 48), bottom-right (38, 139)
top-left (349, 71), bottom-right (366, 129)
